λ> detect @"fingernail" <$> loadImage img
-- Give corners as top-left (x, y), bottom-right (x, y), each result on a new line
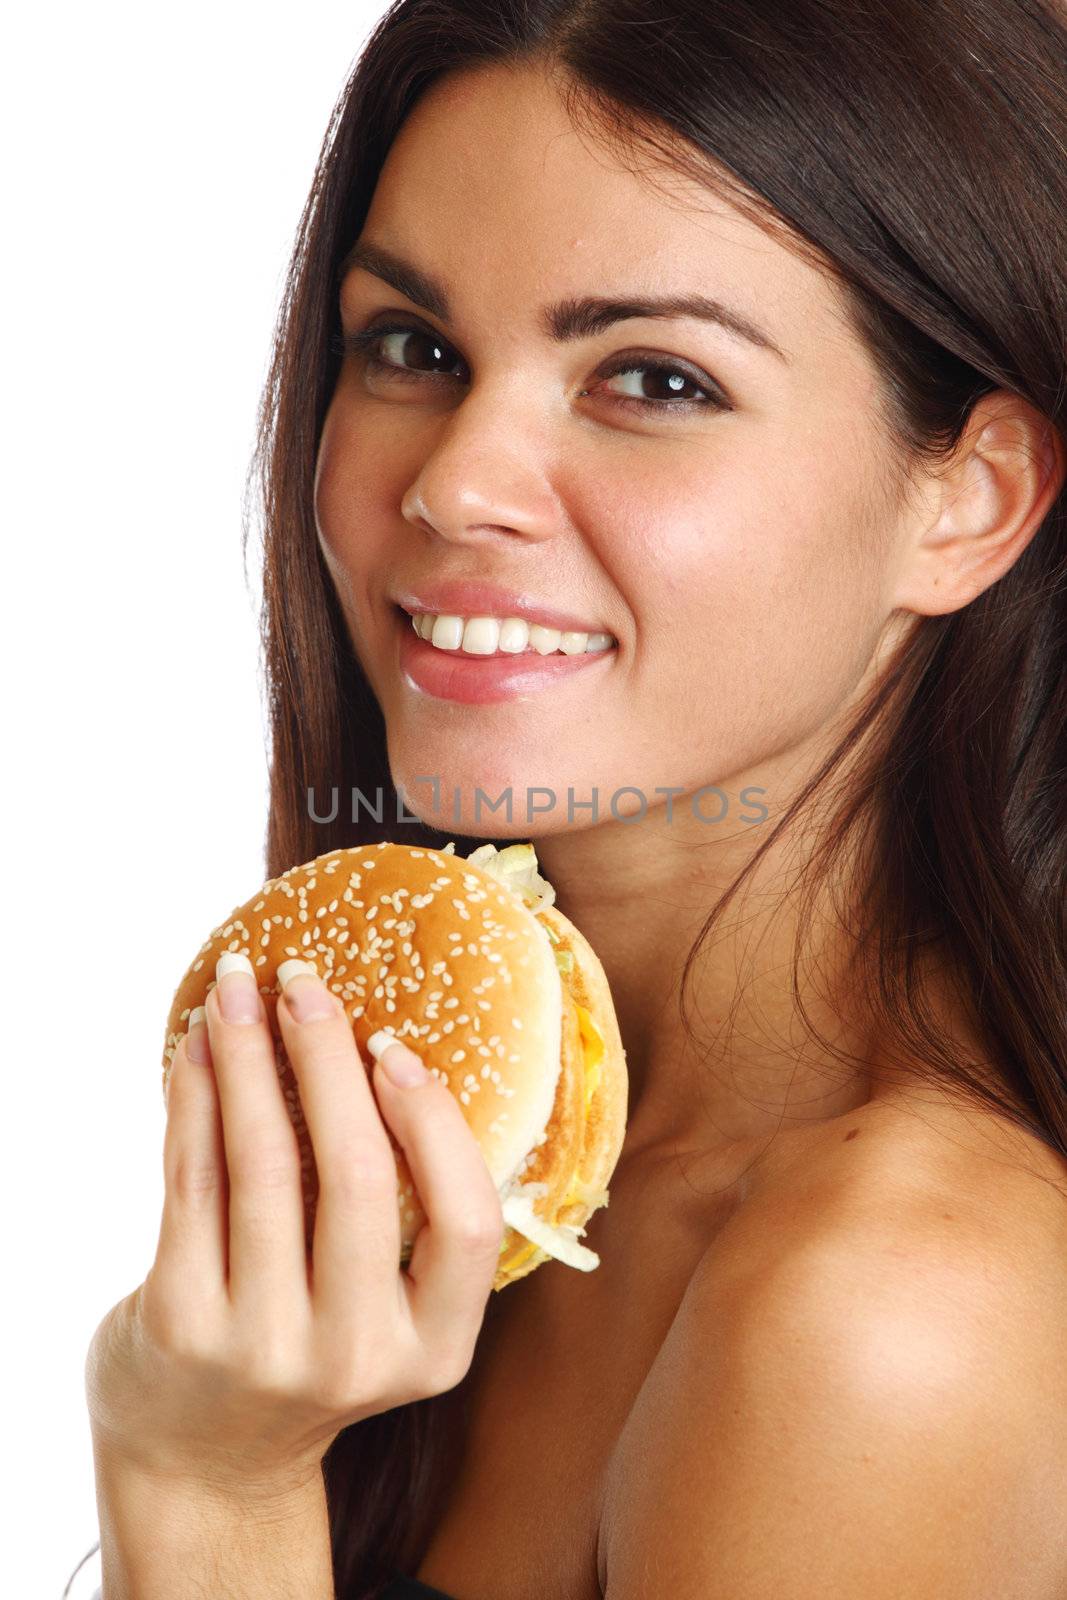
top-left (367, 1029), bottom-right (429, 1086)
top-left (186, 1005), bottom-right (210, 1064)
top-left (277, 958), bottom-right (337, 1023)
top-left (215, 951), bottom-right (261, 1024)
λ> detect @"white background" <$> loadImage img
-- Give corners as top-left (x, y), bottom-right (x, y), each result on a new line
top-left (2, 5), bottom-right (387, 1592)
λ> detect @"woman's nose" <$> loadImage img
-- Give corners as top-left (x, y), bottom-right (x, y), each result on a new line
top-left (399, 398), bottom-right (560, 549)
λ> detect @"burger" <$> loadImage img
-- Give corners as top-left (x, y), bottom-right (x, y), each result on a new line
top-left (162, 840), bottom-right (628, 1291)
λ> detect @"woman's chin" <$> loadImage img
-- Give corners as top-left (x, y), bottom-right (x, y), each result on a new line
top-left (387, 754), bottom-right (607, 840)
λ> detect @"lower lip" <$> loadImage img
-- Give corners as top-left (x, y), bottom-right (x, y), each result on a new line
top-left (395, 611), bottom-right (617, 704)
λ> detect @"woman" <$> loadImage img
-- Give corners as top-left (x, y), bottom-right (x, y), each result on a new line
top-left (73, 0), bottom-right (1067, 1596)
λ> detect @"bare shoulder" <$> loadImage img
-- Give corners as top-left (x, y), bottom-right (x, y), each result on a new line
top-left (599, 1093), bottom-right (1067, 1598)
top-left (723, 1087), bottom-right (1067, 1293)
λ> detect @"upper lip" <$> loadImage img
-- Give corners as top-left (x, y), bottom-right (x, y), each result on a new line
top-left (392, 580), bottom-right (614, 637)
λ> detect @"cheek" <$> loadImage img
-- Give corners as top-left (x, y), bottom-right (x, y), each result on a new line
top-left (311, 405), bottom-right (402, 693)
top-left (575, 440), bottom-right (888, 760)
top-left (313, 400), bottom-right (403, 593)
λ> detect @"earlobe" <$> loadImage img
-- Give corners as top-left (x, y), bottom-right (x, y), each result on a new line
top-left (891, 394), bottom-right (1064, 618)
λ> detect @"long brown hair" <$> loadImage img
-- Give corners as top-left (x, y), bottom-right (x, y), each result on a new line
top-left (241, 1), bottom-right (1067, 1592)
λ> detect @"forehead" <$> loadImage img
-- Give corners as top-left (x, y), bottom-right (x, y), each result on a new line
top-left (355, 61), bottom-right (852, 355)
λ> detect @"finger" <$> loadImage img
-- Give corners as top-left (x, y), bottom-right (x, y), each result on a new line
top-left (273, 962), bottom-right (403, 1315)
top-left (153, 1013), bottom-right (229, 1314)
top-left (204, 952), bottom-right (309, 1313)
top-left (368, 1035), bottom-right (503, 1355)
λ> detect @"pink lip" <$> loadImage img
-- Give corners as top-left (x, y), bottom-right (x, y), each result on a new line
top-left (394, 608), bottom-right (616, 704)
top-left (391, 579), bottom-right (613, 638)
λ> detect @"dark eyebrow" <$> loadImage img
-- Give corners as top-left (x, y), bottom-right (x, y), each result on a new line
top-left (338, 238), bottom-right (789, 364)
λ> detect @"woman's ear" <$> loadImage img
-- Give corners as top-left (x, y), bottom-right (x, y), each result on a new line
top-left (891, 390), bottom-right (1064, 617)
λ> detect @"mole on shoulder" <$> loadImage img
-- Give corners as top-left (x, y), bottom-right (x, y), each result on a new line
top-left (843, 1127), bottom-right (860, 1142)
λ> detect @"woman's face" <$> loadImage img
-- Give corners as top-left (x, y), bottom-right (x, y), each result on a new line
top-left (315, 62), bottom-right (910, 838)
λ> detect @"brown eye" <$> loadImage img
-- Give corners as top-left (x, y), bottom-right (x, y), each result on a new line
top-left (340, 323), bottom-right (464, 381)
top-left (374, 328), bottom-right (461, 376)
top-left (336, 321), bottom-right (732, 415)
top-left (592, 356), bottom-right (729, 414)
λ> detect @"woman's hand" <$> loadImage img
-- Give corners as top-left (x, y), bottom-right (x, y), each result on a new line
top-left (85, 952), bottom-right (504, 1500)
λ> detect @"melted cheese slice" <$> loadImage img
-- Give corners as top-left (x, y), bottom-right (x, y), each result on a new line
top-left (498, 1000), bottom-right (607, 1274)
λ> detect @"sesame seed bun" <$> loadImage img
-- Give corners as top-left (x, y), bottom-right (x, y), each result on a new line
top-left (162, 841), bottom-right (628, 1291)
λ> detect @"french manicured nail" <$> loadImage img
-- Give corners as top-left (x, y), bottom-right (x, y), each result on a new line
top-left (366, 1029), bottom-right (429, 1086)
top-left (215, 951), bottom-right (261, 1024)
top-left (186, 1005), bottom-right (210, 1064)
top-left (277, 958), bottom-right (337, 1022)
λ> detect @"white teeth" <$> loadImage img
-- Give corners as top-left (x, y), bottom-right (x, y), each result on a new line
top-left (461, 616), bottom-right (501, 655)
top-left (430, 614), bottom-right (464, 650)
top-left (498, 617), bottom-right (530, 653)
top-left (411, 611), bottom-right (616, 656)
top-left (528, 623), bottom-right (562, 655)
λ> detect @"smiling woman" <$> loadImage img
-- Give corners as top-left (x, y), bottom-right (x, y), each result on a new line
top-left (74, 0), bottom-right (1067, 1597)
